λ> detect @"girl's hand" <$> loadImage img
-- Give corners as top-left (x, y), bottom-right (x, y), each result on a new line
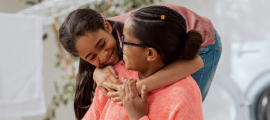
top-left (119, 78), bottom-right (148, 120)
top-left (93, 65), bottom-right (122, 97)
top-left (107, 90), bottom-right (122, 105)
top-left (103, 77), bottom-right (126, 105)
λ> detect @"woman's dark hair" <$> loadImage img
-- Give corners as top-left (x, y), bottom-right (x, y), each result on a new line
top-left (129, 6), bottom-right (203, 64)
top-left (59, 9), bottom-right (123, 120)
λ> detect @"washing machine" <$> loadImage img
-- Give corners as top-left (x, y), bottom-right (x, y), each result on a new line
top-left (203, 40), bottom-right (270, 120)
top-left (231, 40), bottom-right (270, 120)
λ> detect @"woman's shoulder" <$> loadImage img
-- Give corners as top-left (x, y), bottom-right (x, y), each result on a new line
top-left (150, 76), bottom-right (201, 101)
top-left (173, 76), bottom-right (201, 96)
top-left (147, 76), bottom-right (203, 119)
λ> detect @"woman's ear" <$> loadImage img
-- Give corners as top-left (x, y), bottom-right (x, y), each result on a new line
top-left (103, 19), bottom-right (113, 33)
top-left (146, 48), bottom-right (158, 62)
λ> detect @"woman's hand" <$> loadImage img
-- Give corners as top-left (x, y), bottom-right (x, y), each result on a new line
top-left (93, 65), bottom-right (122, 97)
top-left (119, 78), bottom-right (148, 120)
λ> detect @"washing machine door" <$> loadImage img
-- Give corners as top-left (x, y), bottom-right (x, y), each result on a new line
top-left (203, 71), bottom-right (250, 120)
top-left (246, 71), bottom-right (270, 120)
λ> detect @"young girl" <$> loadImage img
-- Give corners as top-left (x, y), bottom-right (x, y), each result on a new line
top-left (83, 6), bottom-right (203, 120)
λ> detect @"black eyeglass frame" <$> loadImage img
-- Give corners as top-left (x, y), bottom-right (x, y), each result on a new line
top-left (121, 36), bottom-right (150, 51)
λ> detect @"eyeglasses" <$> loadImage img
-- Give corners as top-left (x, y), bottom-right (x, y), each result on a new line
top-left (121, 36), bottom-right (149, 51)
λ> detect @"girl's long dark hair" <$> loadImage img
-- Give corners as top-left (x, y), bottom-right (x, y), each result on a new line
top-left (59, 9), bottom-right (123, 120)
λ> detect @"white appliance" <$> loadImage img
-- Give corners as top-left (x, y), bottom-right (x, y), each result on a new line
top-left (203, 40), bottom-right (270, 120)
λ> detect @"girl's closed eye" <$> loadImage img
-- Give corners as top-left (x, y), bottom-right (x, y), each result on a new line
top-left (101, 40), bottom-right (105, 47)
top-left (90, 54), bottom-right (96, 60)
top-left (89, 40), bottom-right (106, 61)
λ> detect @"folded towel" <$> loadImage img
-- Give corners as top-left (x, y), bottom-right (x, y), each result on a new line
top-left (0, 13), bottom-right (45, 118)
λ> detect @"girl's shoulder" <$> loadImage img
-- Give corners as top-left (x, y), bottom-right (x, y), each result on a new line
top-left (147, 76), bottom-right (203, 119)
top-left (149, 76), bottom-right (202, 104)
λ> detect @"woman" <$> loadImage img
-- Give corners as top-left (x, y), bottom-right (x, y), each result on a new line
top-left (83, 6), bottom-right (203, 120)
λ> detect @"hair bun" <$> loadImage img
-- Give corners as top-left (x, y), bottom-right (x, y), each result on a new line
top-left (180, 30), bottom-right (203, 60)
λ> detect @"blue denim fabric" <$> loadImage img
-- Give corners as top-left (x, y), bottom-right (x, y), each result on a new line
top-left (191, 29), bottom-right (222, 102)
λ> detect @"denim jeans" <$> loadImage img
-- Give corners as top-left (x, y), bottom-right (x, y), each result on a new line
top-left (191, 29), bottom-right (222, 102)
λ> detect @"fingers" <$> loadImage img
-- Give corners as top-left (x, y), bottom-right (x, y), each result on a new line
top-left (111, 97), bottom-right (121, 102)
top-left (141, 85), bottom-right (148, 105)
top-left (108, 73), bottom-right (122, 85)
top-left (93, 66), bottom-right (120, 86)
top-left (116, 101), bottom-right (122, 105)
top-left (103, 82), bottom-right (122, 91)
top-left (124, 78), bottom-right (130, 97)
top-left (98, 86), bottom-right (109, 98)
top-left (119, 84), bottom-right (125, 104)
top-left (99, 83), bottom-right (112, 92)
top-left (118, 77), bottom-right (138, 106)
top-left (121, 77), bottom-right (127, 83)
top-left (107, 87), bottom-right (114, 92)
top-left (128, 78), bottom-right (138, 97)
top-left (107, 91), bottom-right (120, 98)
top-left (107, 65), bottom-right (118, 78)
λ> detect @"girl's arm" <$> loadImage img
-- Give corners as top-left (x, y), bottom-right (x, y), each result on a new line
top-left (136, 55), bottom-right (203, 94)
top-left (103, 55), bottom-right (203, 96)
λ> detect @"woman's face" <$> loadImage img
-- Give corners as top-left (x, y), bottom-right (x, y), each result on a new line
top-left (75, 20), bottom-right (119, 67)
top-left (122, 18), bottom-right (148, 71)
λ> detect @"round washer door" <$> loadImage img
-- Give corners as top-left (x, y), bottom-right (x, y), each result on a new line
top-left (245, 71), bottom-right (270, 120)
top-left (254, 85), bottom-right (270, 120)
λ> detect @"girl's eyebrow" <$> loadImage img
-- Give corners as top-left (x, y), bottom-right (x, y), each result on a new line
top-left (85, 38), bottom-right (102, 59)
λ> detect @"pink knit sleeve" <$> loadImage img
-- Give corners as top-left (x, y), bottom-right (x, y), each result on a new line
top-left (170, 100), bottom-right (203, 120)
top-left (82, 88), bottom-right (109, 120)
top-left (167, 77), bottom-right (203, 120)
top-left (142, 76), bottom-right (203, 120)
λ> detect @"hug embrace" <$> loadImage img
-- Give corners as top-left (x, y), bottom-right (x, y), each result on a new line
top-left (59, 4), bottom-right (222, 120)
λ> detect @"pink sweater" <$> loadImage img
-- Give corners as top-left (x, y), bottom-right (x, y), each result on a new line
top-left (108, 4), bottom-right (215, 47)
top-left (82, 60), bottom-right (203, 120)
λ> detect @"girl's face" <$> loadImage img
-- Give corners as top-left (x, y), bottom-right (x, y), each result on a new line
top-left (75, 20), bottom-right (119, 67)
top-left (122, 18), bottom-right (149, 72)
